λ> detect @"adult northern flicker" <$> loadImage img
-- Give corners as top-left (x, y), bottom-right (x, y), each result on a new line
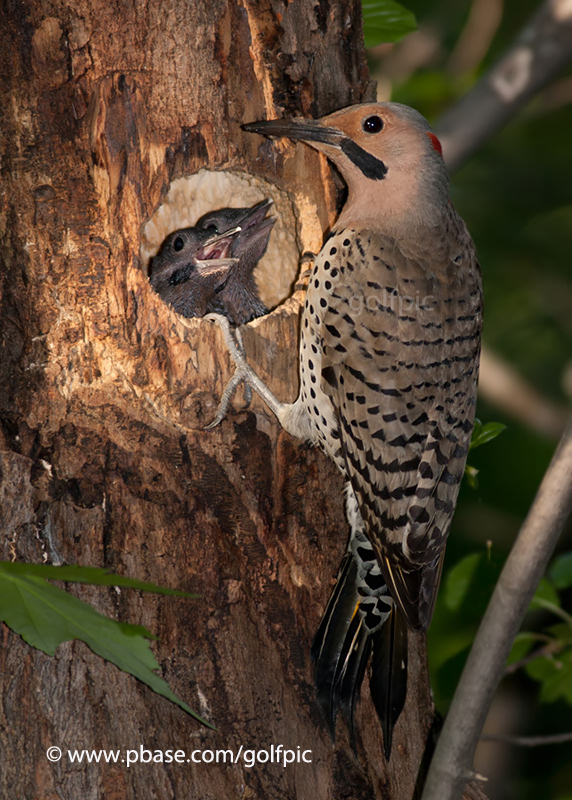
top-left (210, 102), bottom-right (482, 757)
top-left (149, 227), bottom-right (240, 318)
top-left (194, 199), bottom-right (275, 324)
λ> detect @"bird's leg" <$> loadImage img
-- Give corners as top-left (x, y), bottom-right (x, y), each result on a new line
top-left (204, 313), bottom-right (286, 430)
top-left (234, 327), bottom-right (252, 409)
top-left (203, 322), bottom-right (249, 429)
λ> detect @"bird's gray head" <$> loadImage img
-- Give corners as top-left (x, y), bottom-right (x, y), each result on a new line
top-left (195, 199), bottom-right (275, 267)
top-left (150, 227), bottom-right (238, 293)
top-left (149, 227), bottom-right (239, 317)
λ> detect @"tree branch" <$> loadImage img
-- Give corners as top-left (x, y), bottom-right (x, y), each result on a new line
top-left (436, 0), bottom-right (572, 172)
top-left (478, 346), bottom-right (570, 439)
top-left (421, 419), bottom-right (572, 800)
top-left (481, 732), bottom-right (572, 747)
top-left (432, 2), bottom-right (572, 439)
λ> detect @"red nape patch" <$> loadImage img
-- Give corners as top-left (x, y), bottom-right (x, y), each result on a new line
top-left (427, 132), bottom-right (443, 155)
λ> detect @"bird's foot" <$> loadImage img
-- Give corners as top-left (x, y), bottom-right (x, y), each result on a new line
top-left (204, 313), bottom-right (281, 429)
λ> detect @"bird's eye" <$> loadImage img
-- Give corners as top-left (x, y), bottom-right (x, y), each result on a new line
top-left (173, 236), bottom-right (185, 252)
top-left (205, 223), bottom-right (219, 234)
top-left (362, 115), bottom-right (383, 134)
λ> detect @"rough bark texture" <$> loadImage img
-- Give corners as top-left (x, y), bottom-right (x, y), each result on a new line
top-left (0, 2), bottom-right (483, 798)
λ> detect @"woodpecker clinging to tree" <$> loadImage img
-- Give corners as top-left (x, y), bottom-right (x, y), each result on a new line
top-left (208, 102), bottom-right (482, 757)
top-left (194, 199), bottom-right (275, 324)
top-left (149, 226), bottom-right (241, 318)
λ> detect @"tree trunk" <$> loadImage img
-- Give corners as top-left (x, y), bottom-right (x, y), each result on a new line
top-left (0, 2), bottom-right (485, 798)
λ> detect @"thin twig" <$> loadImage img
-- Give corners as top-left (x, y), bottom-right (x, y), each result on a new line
top-left (480, 732), bottom-right (572, 747)
top-left (447, 0), bottom-right (504, 76)
top-left (504, 638), bottom-right (559, 675)
top-left (436, 0), bottom-right (572, 172)
top-left (421, 420), bottom-right (572, 800)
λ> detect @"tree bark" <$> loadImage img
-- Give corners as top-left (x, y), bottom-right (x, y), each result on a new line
top-left (0, 2), bottom-right (481, 798)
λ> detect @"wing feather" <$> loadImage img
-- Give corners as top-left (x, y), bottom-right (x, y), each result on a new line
top-left (314, 227), bottom-right (481, 628)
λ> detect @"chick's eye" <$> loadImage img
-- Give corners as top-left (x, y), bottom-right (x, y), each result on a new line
top-left (363, 115), bottom-right (383, 134)
top-left (173, 236), bottom-right (185, 252)
top-left (205, 223), bottom-right (219, 234)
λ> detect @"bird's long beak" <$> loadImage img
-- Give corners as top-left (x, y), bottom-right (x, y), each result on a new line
top-left (243, 117), bottom-right (388, 182)
top-left (236, 198), bottom-right (276, 240)
top-left (242, 119), bottom-right (344, 150)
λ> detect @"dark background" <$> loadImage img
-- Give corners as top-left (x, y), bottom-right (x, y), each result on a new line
top-left (367, 1), bottom-right (572, 797)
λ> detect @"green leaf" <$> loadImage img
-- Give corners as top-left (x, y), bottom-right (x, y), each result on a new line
top-left (441, 549), bottom-right (503, 620)
top-left (444, 553), bottom-right (482, 612)
top-left (550, 553), bottom-right (572, 590)
top-left (531, 577), bottom-right (561, 610)
top-left (464, 419), bottom-right (506, 487)
top-left (549, 624), bottom-right (572, 646)
top-left (468, 420), bottom-right (507, 452)
top-left (0, 563), bottom-right (210, 726)
top-left (362, 0), bottom-right (417, 47)
top-left (507, 632), bottom-right (538, 665)
top-left (0, 561), bottom-right (197, 597)
top-left (525, 647), bottom-right (572, 705)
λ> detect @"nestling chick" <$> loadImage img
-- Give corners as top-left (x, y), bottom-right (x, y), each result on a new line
top-left (149, 227), bottom-right (239, 318)
top-left (194, 199), bottom-right (275, 324)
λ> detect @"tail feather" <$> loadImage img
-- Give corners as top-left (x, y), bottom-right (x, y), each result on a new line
top-left (311, 551), bottom-right (408, 758)
top-left (370, 604), bottom-right (408, 759)
top-left (311, 554), bottom-right (362, 736)
top-left (336, 613), bottom-right (371, 751)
